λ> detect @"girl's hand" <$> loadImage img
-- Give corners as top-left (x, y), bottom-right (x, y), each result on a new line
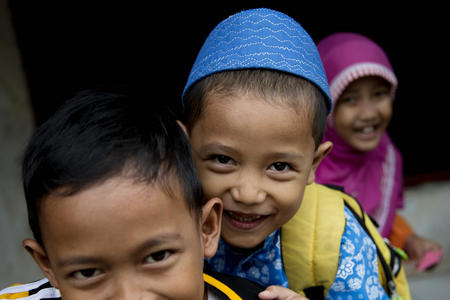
top-left (258, 285), bottom-right (309, 300)
top-left (404, 233), bottom-right (441, 261)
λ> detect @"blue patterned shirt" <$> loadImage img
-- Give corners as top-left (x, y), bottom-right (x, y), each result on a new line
top-left (207, 206), bottom-right (390, 299)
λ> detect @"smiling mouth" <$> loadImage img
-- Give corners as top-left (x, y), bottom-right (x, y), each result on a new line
top-left (224, 210), bottom-right (269, 230)
top-left (354, 125), bottom-right (379, 138)
top-left (360, 126), bottom-right (375, 134)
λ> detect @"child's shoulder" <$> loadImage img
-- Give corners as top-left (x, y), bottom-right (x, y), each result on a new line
top-left (204, 268), bottom-right (265, 299)
top-left (0, 278), bottom-right (61, 299)
top-left (283, 182), bottom-right (379, 245)
top-left (281, 183), bottom-right (351, 293)
top-left (0, 273), bottom-right (265, 300)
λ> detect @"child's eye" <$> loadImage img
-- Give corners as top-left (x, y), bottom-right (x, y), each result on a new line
top-left (206, 154), bottom-right (236, 173)
top-left (144, 250), bottom-right (172, 264)
top-left (340, 96), bottom-right (357, 105)
top-left (269, 162), bottom-right (291, 172)
top-left (71, 268), bottom-right (103, 280)
top-left (374, 89), bottom-right (390, 99)
top-left (212, 154), bottom-right (234, 165)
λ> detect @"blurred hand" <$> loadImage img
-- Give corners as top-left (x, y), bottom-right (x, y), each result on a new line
top-left (404, 233), bottom-right (441, 261)
top-left (259, 285), bottom-right (309, 300)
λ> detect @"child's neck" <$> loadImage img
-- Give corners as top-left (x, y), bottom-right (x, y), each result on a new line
top-left (228, 240), bottom-right (265, 257)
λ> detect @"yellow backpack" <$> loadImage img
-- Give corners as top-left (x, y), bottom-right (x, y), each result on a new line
top-left (281, 183), bottom-right (411, 300)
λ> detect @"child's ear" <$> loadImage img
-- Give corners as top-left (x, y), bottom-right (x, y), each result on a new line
top-left (176, 120), bottom-right (189, 138)
top-left (307, 141), bottom-right (332, 184)
top-left (23, 239), bottom-right (59, 289)
top-left (200, 197), bottom-right (222, 258)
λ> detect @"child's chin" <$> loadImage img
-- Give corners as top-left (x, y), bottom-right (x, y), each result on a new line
top-left (222, 231), bottom-right (266, 249)
top-left (350, 135), bottom-right (382, 152)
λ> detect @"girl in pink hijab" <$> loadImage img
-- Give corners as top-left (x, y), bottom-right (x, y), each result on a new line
top-left (316, 32), bottom-right (441, 266)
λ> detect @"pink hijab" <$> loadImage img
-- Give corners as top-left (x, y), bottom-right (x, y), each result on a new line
top-left (316, 32), bottom-right (403, 237)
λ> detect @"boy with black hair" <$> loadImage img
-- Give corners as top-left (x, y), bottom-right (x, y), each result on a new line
top-left (0, 90), bottom-right (274, 299)
top-left (180, 7), bottom-right (411, 300)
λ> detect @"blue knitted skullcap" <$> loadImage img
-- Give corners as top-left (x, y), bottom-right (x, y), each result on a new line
top-left (182, 8), bottom-right (332, 113)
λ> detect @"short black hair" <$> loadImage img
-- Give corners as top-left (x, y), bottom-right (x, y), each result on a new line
top-left (23, 89), bottom-right (203, 246)
top-left (182, 69), bottom-right (328, 149)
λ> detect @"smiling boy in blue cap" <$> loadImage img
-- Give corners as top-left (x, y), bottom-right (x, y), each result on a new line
top-left (180, 8), bottom-right (411, 300)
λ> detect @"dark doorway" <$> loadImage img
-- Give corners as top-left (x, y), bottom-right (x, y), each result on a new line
top-left (8, 1), bottom-right (449, 181)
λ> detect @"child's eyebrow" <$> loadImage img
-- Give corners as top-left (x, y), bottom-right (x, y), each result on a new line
top-left (198, 143), bottom-right (238, 155)
top-left (200, 143), bottom-right (305, 161)
top-left (56, 256), bottom-right (104, 268)
top-left (341, 87), bottom-right (358, 95)
top-left (269, 152), bottom-right (305, 161)
top-left (135, 233), bottom-right (183, 253)
top-left (56, 233), bottom-right (183, 268)
top-left (373, 82), bottom-right (390, 89)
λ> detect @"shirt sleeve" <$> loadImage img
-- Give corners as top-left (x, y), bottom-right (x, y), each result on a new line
top-left (326, 206), bottom-right (390, 300)
top-left (388, 213), bottom-right (414, 249)
top-left (0, 278), bottom-right (61, 299)
top-left (395, 146), bottom-right (405, 210)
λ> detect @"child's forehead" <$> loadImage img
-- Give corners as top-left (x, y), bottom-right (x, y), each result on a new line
top-left (196, 93), bottom-right (316, 150)
top-left (203, 90), bottom-right (314, 127)
top-left (342, 76), bottom-right (392, 93)
top-left (39, 176), bottom-right (199, 243)
top-left (42, 175), bottom-right (192, 218)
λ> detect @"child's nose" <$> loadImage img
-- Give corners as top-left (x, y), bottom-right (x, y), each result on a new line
top-left (114, 277), bottom-right (154, 300)
top-left (358, 98), bottom-right (378, 121)
top-left (231, 177), bottom-right (267, 205)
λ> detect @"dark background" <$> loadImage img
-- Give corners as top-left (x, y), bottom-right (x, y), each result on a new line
top-left (8, 1), bottom-right (450, 182)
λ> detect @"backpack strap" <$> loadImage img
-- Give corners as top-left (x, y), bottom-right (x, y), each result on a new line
top-left (282, 183), bottom-right (411, 300)
top-left (337, 188), bottom-right (410, 300)
top-left (343, 197), bottom-right (396, 295)
top-left (203, 271), bottom-right (265, 300)
top-left (204, 273), bottom-right (243, 300)
top-left (281, 183), bottom-right (345, 298)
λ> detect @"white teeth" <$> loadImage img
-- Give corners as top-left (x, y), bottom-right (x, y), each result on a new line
top-left (228, 211), bottom-right (262, 222)
top-left (361, 127), bottom-right (374, 134)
